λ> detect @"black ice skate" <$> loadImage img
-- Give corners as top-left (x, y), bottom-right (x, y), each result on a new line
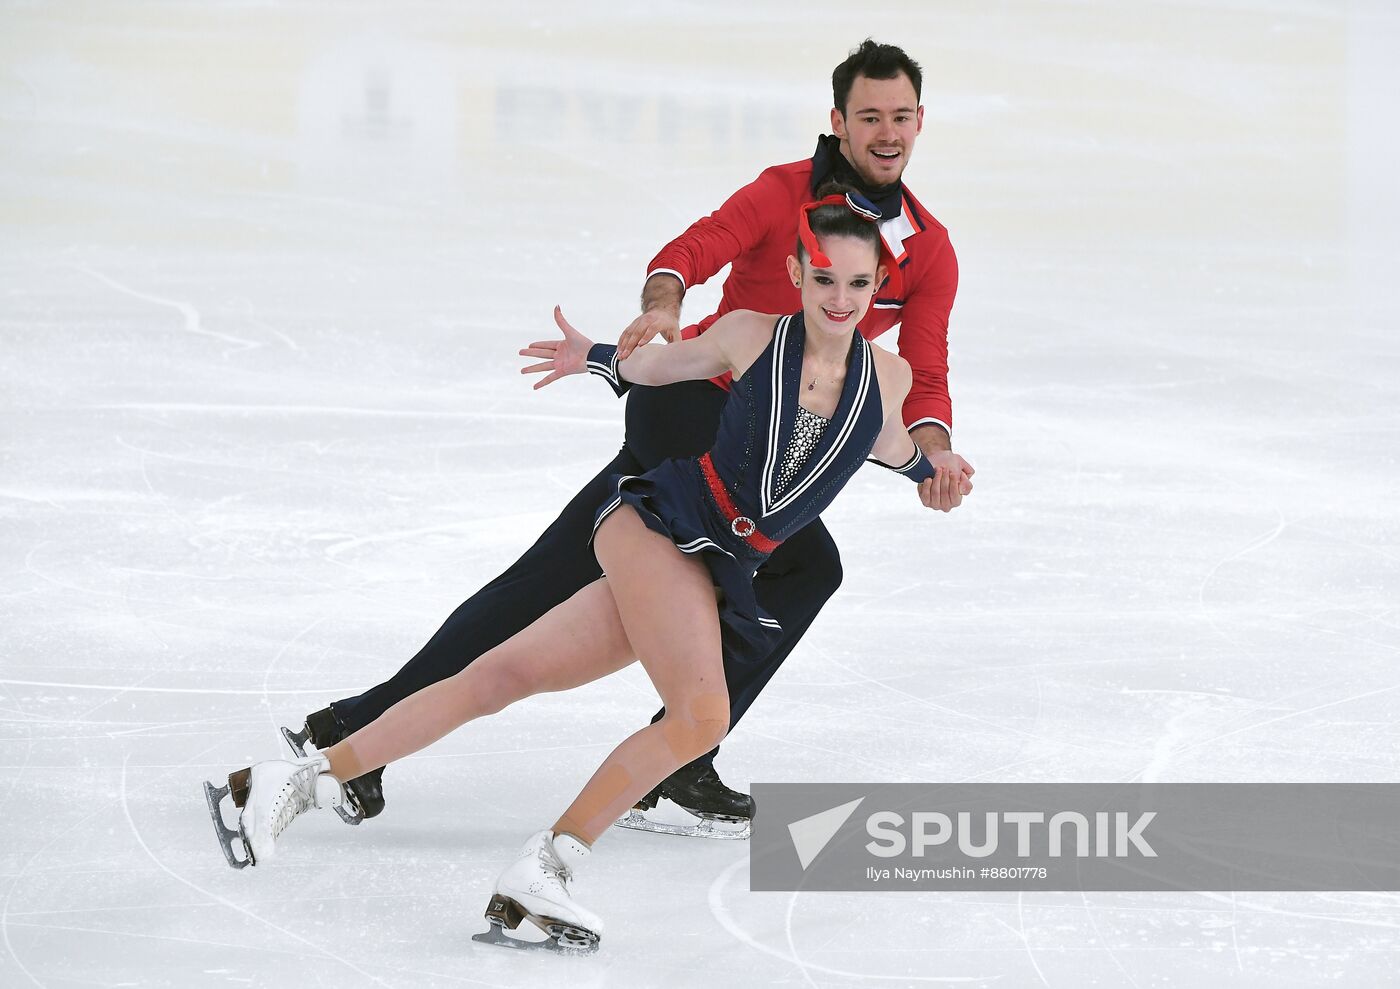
top-left (280, 705), bottom-right (385, 825)
top-left (614, 762), bottom-right (754, 840)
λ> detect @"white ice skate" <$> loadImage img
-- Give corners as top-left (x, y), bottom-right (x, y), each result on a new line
top-left (472, 830), bottom-right (604, 954)
top-left (203, 754), bottom-right (345, 868)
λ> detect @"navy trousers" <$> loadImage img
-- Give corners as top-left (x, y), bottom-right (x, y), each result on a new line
top-left (333, 379), bottom-right (844, 769)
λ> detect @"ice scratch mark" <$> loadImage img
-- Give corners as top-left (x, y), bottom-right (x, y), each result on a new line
top-left (260, 618), bottom-right (328, 747)
top-left (88, 401), bottom-right (620, 427)
top-left (1190, 889), bottom-right (1400, 931)
top-left (821, 649), bottom-right (1098, 756)
top-left (118, 756), bottom-right (392, 988)
top-left (0, 678), bottom-right (40, 988)
top-left (993, 897), bottom-right (1049, 986)
top-left (1165, 681), bottom-right (1400, 762)
top-left (782, 891), bottom-right (820, 989)
top-left (1196, 509), bottom-right (1287, 640)
top-left (0, 679), bottom-right (359, 696)
top-left (71, 265), bottom-right (258, 351)
top-left (1076, 891), bottom-right (1143, 989)
top-left (708, 857), bottom-right (996, 983)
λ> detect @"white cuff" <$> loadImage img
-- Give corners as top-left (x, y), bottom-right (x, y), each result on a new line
top-left (907, 416), bottom-right (951, 437)
top-left (646, 268), bottom-right (687, 292)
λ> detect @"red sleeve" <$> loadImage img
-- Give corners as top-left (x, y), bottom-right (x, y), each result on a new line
top-left (896, 234), bottom-right (958, 432)
top-left (647, 167), bottom-right (787, 289)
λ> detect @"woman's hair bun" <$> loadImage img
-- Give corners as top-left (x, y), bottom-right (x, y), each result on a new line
top-left (813, 178), bottom-right (858, 200)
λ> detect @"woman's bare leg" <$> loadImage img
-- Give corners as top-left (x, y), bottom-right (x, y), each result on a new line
top-left (318, 505), bottom-right (726, 847)
top-left (551, 507), bottom-right (728, 845)
top-left (323, 574), bottom-right (637, 781)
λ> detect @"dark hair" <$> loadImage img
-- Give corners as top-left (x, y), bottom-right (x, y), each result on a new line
top-left (831, 39), bottom-right (923, 116)
top-left (795, 179), bottom-right (882, 266)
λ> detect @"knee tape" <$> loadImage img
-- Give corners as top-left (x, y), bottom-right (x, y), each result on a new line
top-left (660, 693), bottom-right (730, 759)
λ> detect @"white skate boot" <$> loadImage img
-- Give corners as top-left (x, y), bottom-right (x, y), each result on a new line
top-left (203, 754), bottom-right (345, 868)
top-left (472, 830), bottom-right (604, 954)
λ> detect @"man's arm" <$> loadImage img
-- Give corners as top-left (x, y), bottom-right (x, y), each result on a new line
top-left (890, 230), bottom-right (966, 506)
top-left (616, 166), bottom-right (787, 359)
top-left (910, 421), bottom-right (951, 454)
top-left (895, 234), bottom-right (958, 439)
top-left (616, 272), bottom-right (685, 360)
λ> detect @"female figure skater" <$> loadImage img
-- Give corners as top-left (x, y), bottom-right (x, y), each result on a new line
top-left (203, 187), bottom-right (966, 953)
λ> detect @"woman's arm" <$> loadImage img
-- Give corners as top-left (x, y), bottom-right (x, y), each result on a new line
top-left (867, 362), bottom-right (924, 472)
top-left (867, 360), bottom-right (976, 509)
top-left (521, 306), bottom-right (771, 392)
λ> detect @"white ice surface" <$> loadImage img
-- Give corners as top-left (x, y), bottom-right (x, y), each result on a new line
top-left (2, 2), bottom-right (1399, 986)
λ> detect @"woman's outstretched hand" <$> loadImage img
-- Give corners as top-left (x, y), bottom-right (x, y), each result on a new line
top-left (520, 306), bottom-right (596, 390)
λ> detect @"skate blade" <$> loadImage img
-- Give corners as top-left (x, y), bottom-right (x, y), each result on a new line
top-left (280, 725), bottom-right (363, 826)
top-left (472, 921), bottom-right (599, 955)
top-left (613, 800), bottom-right (751, 841)
top-left (280, 724), bottom-right (313, 758)
top-left (332, 801), bottom-right (365, 826)
top-left (472, 897), bottom-right (599, 955)
top-left (203, 779), bottom-right (253, 869)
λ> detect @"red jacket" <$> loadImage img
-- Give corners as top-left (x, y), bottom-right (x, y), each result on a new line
top-left (648, 156), bottom-right (958, 433)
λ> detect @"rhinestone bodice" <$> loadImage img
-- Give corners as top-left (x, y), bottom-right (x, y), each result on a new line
top-left (774, 404), bottom-right (830, 496)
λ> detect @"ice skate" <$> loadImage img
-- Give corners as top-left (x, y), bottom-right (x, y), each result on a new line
top-left (280, 705), bottom-right (386, 824)
top-left (472, 830), bottom-right (603, 954)
top-left (203, 753), bottom-right (345, 868)
top-left (614, 762), bottom-right (753, 840)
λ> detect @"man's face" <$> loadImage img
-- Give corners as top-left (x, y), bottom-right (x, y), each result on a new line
top-left (831, 72), bottom-right (924, 187)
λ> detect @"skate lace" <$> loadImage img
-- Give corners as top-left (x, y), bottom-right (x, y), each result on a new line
top-left (537, 843), bottom-right (573, 887)
top-left (271, 764), bottom-right (319, 838)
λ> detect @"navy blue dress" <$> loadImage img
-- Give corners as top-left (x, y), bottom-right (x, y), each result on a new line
top-left (587, 311), bottom-right (885, 664)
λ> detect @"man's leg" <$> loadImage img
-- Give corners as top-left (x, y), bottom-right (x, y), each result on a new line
top-left (325, 575), bottom-right (638, 785)
top-left (294, 449), bottom-right (641, 819)
top-left (719, 517), bottom-right (843, 738)
top-left (335, 378), bottom-right (723, 726)
top-left (330, 446), bottom-right (642, 735)
top-left (332, 375), bottom-right (728, 731)
top-left (295, 378), bottom-right (728, 821)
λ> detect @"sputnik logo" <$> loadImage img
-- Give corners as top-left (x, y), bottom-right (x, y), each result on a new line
top-left (787, 797), bottom-right (866, 870)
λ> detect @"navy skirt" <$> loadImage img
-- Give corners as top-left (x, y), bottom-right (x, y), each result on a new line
top-left (590, 457), bottom-right (783, 665)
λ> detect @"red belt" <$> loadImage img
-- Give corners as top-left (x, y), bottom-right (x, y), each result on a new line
top-left (698, 452), bottom-right (782, 553)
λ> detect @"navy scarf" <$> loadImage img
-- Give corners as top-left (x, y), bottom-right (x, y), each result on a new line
top-left (809, 133), bottom-right (904, 219)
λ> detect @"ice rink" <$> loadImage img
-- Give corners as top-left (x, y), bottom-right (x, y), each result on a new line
top-left (3, 1), bottom-right (1399, 986)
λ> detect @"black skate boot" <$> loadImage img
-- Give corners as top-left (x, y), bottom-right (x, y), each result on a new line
top-left (280, 705), bottom-right (385, 824)
top-left (614, 761), bottom-right (753, 840)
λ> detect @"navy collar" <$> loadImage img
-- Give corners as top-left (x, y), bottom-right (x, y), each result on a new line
top-left (809, 134), bottom-right (904, 220)
top-left (758, 310), bottom-right (877, 519)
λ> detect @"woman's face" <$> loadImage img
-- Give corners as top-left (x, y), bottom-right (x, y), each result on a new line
top-left (787, 234), bottom-right (885, 337)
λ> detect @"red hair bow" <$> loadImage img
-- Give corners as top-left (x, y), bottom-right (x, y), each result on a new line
top-left (796, 191), bottom-right (903, 298)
